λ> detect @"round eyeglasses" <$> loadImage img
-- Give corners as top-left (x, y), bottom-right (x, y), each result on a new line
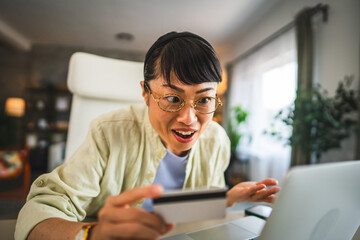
top-left (144, 82), bottom-right (222, 114)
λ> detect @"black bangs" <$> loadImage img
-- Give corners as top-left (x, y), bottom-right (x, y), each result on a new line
top-left (159, 38), bottom-right (222, 86)
top-left (143, 32), bottom-right (222, 87)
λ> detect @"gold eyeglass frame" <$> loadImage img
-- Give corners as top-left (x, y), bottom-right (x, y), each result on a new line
top-left (144, 81), bottom-right (222, 114)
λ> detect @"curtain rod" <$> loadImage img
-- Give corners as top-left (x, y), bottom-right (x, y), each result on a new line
top-left (311, 3), bottom-right (329, 22)
top-left (227, 3), bottom-right (329, 68)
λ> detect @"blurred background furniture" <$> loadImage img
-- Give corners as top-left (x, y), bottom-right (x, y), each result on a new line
top-left (65, 52), bottom-right (144, 161)
top-left (0, 147), bottom-right (30, 201)
top-left (1, 90), bottom-right (68, 176)
top-left (23, 85), bottom-right (72, 172)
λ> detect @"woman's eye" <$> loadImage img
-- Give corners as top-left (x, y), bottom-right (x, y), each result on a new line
top-left (198, 97), bottom-right (212, 104)
top-left (164, 96), bottom-right (181, 104)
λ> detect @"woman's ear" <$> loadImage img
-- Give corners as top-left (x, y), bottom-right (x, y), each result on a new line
top-left (140, 81), bottom-right (149, 105)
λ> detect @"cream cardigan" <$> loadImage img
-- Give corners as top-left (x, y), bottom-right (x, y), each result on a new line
top-left (15, 104), bottom-right (230, 240)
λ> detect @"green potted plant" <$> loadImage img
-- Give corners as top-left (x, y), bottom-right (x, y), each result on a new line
top-left (268, 76), bottom-right (359, 163)
top-left (227, 105), bottom-right (249, 154)
top-left (225, 105), bottom-right (250, 186)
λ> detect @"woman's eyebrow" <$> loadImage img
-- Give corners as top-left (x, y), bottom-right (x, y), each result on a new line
top-left (163, 84), bottom-right (184, 92)
top-left (196, 88), bottom-right (214, 94)
top-left (163, 84), bottom-right (214, 94)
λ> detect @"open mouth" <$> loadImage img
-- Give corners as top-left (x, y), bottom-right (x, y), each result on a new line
top-left (172, 130), bottom-right (196, 139)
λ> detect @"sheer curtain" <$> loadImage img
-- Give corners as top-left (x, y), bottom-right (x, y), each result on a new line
top-left (227, 28), bottom-right (297, 183)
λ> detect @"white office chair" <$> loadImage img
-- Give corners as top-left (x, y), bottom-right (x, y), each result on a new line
top-left (64, 52), bottom-right (144, 161)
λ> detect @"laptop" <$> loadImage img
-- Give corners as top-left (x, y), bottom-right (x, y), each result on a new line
top-left (162, 160), bottom-right (360, 240)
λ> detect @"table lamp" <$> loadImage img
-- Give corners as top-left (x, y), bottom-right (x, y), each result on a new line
top-left (5, 98), bottom-right (25, 117)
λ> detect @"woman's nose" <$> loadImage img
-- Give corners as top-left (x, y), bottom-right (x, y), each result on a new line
top-left (177, 103), bottom-right (197, 125)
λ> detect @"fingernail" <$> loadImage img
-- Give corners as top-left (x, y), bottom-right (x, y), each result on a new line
top-left (153, 185), bottom-right (163, 194)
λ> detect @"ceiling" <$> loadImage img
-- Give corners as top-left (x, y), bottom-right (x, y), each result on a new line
top-left (0, 0), bottom-right (279, 61)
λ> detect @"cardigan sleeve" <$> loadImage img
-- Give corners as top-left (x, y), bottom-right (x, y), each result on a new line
top-left (15, 119), bottom-right (108, 240)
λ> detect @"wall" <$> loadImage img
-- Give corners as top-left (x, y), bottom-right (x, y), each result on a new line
top-left (223, 0), bottom-right (360, 162)
top-left (0, 41), bottom-right (29, 112)
top-left (0, 42), bottom-right (145, 113)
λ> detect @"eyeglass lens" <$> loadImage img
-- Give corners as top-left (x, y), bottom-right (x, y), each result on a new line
top-left (158, 95), bottom-right (218, 113)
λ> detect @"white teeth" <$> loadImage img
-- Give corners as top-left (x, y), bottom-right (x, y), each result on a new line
top-left (176, 131), bottom-right (194, 135)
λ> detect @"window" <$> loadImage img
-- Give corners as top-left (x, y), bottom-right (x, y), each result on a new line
top-left (227, 29), bottom-right (296, 182)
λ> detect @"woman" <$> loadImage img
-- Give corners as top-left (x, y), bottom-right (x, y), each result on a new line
top-left (16, 31), bottom-right (279, 240)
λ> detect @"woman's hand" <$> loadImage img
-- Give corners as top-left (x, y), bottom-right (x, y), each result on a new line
top-left (90, 185), bottom-right (174, 240)
top-left (226, 178), bottom-right (280, 207)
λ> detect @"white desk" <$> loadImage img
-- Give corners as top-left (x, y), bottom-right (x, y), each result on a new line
top-left (2, 215), bottom-right (360, 240)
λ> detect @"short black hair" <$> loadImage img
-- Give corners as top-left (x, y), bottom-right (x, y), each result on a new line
top-left (144, 31), bottom-right (222, 90)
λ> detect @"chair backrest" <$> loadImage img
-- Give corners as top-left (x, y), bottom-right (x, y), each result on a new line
top-left (65, 52), bottom-right (144, 161)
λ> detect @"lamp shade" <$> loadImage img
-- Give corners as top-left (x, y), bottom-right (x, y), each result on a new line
top-left (5, 98), bottom-right (25, 117)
